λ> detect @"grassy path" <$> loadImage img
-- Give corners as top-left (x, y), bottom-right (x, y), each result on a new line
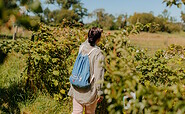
top-left (129, 32), bottom-right (185, 55)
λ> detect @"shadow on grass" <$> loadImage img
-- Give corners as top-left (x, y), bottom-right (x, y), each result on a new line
top-left (0, 49), bottom-right (7, 64)
top-left (0, 81), bottom-right (35, 114)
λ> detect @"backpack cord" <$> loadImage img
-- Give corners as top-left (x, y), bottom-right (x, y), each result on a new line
top-left (90, 74), bottom-right (95, 83)
top-left (88, 48), bottom-right (97, 55)
top-left (79, 45), bottom-right (97, 56)
top-left (78, 45), bottom-right (84, 54)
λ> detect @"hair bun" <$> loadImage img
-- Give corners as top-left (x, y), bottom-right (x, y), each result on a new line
top-left (88, 27), bottom-right (102, 46)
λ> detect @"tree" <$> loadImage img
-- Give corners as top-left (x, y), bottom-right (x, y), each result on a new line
top-left (0, 0), bottom-right (19, 26)
top-left (48, 0), bottom-right (79, 9)
top-left (0, 0), bottom-right (87, 30)
top-left (161, 9), bottom-right (170, 20)
top-left (48, 9), bottom-right (79, 23)
top-left (105, 14), bottom-right (115, 30)
top-left (88, 9), bottom-right (128, 30)
top-left (115, 14), bottom-right (127, 29)
top-left (0, 0), bottom-right (43, 30)
top-left (181, 11), bottom-right (185, 23)
top-left (180, 11), bottom-right (185, 31)
top-left (46, 0), bottom-right (87, 23)
top-left (163, 0), bottom-right (185, 8)
top-left (43, 7), bottom-right (51, 23)
top-left (89, 9), bottom-right (116, 29)
top-left (128, 12), bottom-right (155, 25)
top-left (73, 3), bottom-right (88, 22)
top-left (90, 8), bottom-right (105, 24)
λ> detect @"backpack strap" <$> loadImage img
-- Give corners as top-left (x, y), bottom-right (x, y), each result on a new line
top-left (88, 48), bottom-right (97, 83)
top-left (90, 74), bottom-right (95, 83)
top-left (78, 45), bottom-right (84, 54)
top-left (88, 48), bottom-right (97, 56)
top-left (79, 43), bottom-right (98, 55)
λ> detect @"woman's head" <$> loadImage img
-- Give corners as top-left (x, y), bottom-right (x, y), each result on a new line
top-left (88, 27), bottom-right (103, 46)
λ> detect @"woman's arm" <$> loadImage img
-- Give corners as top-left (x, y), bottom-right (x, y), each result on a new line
top-left (94, 51), bottom-right (105, 97)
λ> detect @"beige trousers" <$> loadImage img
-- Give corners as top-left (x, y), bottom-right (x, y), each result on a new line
top-left (72, 98), bottom-right (97, 114)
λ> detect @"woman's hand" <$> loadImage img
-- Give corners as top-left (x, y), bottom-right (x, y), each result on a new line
top-left (97, 96), bottom-right (103, 103)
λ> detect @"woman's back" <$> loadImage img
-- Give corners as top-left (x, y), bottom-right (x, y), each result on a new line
top-left (68, 40), bottom-right (104, 105)
top-left (68, 27), bottom-right (104, 114)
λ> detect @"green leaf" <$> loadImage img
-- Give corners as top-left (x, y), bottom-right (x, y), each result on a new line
top-left (177, 3), bottom-right (182, 8)
top-left (60, 89), bottom-right (66, 94)
top-left (52, 58), bottom-right (58, 63)
top-left (53, 80), bottom-right (58, 86)
top-left (43, 55), bottom-right (49, 62)
top-left (168, 76), bottom-right (176, 80)
top-left (53, 70), bottom-right (59, 76)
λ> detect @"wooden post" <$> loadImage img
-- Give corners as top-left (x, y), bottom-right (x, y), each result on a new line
top-left (13, 25), bottom-right (18, 40)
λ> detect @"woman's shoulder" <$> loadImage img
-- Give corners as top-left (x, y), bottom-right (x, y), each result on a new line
top-left (93, 46), bottom-right (104, 58)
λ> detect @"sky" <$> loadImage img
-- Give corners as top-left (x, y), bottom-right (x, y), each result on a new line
top-left (80, 0), bottom-right (185, 23)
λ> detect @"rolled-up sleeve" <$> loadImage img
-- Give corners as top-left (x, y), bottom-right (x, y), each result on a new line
top-left (94, 51), bottom-right (105, 96)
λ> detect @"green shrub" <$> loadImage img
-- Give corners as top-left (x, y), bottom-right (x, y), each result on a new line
top-left (1, 22), bottom-right (185, 113)
top-left (129, 13), bottom-right (155, 25)
top-left (128, 12), bottom-right (182, 33)
top-left (24, 24), bottom-right (86, 100)
top-left (98, 24), bottom-right (185, 113)
top-left (165, 22), bottom-right (181, 33)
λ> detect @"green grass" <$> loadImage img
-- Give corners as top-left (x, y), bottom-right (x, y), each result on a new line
top-left (128, 32), bottom-right (185, 55)
top-left (19, 92), bottom-right (72, 114)
top-left (104, 31), bottom-right (185, 55)
top-left (0, 52), bottom-right (24, 88)
top-left (0, 52), bottom-right (72, 114)
top-left (0, 52), bottom-right (26, 114)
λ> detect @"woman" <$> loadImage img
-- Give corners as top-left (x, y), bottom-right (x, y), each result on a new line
top-left (68, 27), bottom-right (104, 114)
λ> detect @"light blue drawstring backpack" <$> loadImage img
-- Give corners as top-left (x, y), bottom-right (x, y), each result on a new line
top-left (69, 45), bottom-right (96, 88)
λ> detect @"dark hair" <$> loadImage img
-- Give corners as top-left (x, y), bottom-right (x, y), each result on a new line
top-left (88, 27), bottom-right (103, 46)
